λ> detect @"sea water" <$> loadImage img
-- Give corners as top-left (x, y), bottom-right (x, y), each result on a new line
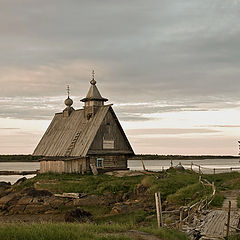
top-left (0, 158), bottom-right (240, 183)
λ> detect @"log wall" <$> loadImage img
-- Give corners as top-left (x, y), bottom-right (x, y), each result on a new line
top-left (40, 158), bottom-right (87, 174)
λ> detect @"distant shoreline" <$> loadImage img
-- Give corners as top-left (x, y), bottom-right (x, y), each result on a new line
top-left (0, 154), bottom-right (239, 162)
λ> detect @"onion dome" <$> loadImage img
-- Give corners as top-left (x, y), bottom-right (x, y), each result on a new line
top-left (64, 97), bottom-right (73, 107)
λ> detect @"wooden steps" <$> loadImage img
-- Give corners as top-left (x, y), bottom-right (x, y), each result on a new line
top-left (65, 131), bottom-right (81, 156)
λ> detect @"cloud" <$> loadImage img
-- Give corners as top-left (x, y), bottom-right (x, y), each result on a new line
top-left (0, 0), bottom-right (239, 104)
top-left (129, 135), bottom-right (238, 155)
top-left (208, 125), bottom-right (240, 128)
top-left (126, 128), bottom-right (220, 136)
top-left (0, 128), bottom-right (20, 130)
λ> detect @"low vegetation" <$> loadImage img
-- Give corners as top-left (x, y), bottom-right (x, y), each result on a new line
top-left (0, 223), bottom-right (189, 240)
top-left (3, 169), bottom-right (240, 239)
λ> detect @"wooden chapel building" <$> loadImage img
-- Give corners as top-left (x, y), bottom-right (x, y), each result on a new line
top-left (33, 74), bottom-right (134, 174)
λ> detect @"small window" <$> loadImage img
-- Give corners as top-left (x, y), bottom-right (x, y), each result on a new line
top-left (103, 140), bottom-right (114, 149)
top-left (96, 158), bottom-right (104, 168)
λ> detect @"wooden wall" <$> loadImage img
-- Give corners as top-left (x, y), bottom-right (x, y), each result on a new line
top-left (89, 110), bottom-right (132, 153)
top-left (89, 155), bottom-right (127, 170)
top-left (40, 154), bottom-right (128, 174)
top-left (40, 158), bottom-right (87, 174)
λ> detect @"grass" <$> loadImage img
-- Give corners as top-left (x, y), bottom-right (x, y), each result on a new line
top-left (229, 235), bottom-right (240, 240)
top-left (96, 210), bottom-right (148, 225)
top-left (210, 193), bottom-right (225, 208)
top-left (142, 169), bottom-right (199, 201)
top-left (166, 182), bottom-right (212, 206)
top-left (17, 173), bottom-right (144, 196)
top-left (15, 169), bottom-right (206, 203)
top-left (140, 227), bottom-right (189, 240)
top-left (0, 223), bottom-right (189, 240)
top-left (204, 172), bottom-right (240, 191)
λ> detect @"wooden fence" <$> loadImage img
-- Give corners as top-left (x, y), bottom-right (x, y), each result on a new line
top-left (155, 177), bottom-right (216, 229)
top-left (187, 162), bottom-right (240, 175)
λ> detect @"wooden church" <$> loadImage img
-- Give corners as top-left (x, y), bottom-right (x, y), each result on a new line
top-left (33, 73), bottom-right (134, 174)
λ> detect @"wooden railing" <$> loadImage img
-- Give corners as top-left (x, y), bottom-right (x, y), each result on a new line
top-left (187, 162), bottom-right (240, 175)
top-left (155, 178), bottom-right (216, 229)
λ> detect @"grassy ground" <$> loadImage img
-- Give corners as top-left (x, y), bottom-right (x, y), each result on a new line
top-left (229, 235), bottom-right (240, 240)
top-left (6, 170), bottom-right (240, 239)
top-left (14, 169), bottom-right (236, 207)
top-left (0, 223), bottom-right (189, 240)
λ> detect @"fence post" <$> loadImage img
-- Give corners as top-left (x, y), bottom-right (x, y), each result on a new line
top-left (141, 160), bottom-right (146, 171)
top-left (226, 201), bottom-right (231, 238)
top-left (155, 192), bottom-right (160, 228)
top-left (179, 207), bottom-right (183, 230)
top-left (213, 168), bottom-right (215, 174)
top-left (190, 162), bottom-right (193, 171)
top-left (158, 192), bottom-right (163, 227)
top-left (187, 206), bottom-right (190, 223)
top-left (170, 160), bottom-right (173, 168)
top-left (198, 165), bottom-right (201, 175)
top-left (155, 192), bottom-right (163, 228)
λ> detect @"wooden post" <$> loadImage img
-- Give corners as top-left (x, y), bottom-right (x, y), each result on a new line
top-left (155, 192), bottom-right (160, 228)
top-left (187, 206), bottom-right (190, 223)
top-left (155, 192), bottom-right (163, 228)
top-left (141, 160), bottom-right (146, 171)
top-left (179, 207), bottom-right (183, 230)
top-left (206, 197), bottom-right (208, 210)
top-left (226, 201), bottom-right (231, 238)
top-left (199, 175), bottom-right (201, 183)
top-left (190, 162), bottom-right (193, 171)
top-left (170, 160), bottom-right (173, 168)
top-left (198, 165), bottom-right (201, 175)
top-left (158, 192), bottom-right (163, 227)
top-left (213, 168), bottom-right (215, 174)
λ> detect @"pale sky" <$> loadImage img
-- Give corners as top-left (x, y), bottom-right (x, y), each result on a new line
top-left (0, 0), bottom-right (240, 155)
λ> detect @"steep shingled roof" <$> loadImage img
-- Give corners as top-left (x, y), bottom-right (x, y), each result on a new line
top-left (33, 105), bottom-right (111, 157)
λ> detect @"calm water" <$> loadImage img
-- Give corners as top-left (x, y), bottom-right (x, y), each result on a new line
top-left (128, 158), bottom-right (240, 174)
top-left (0, 162), bottom-right (40, 184)
top-left (1, 158), bottom-right (240, 183)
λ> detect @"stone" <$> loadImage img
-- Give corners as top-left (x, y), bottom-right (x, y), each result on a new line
top-left (0, 182), bottom-right (11, 189)
top-left (22, 187), bottom-right (53, 197)
top-left (14, 177), bottom-right (27, 186)
top-left (110, 203), bottom-right (129, 214)
top-left (24, 204), bottom-right (51, 214)
top-left (64, 208), bottom-right (93, 223)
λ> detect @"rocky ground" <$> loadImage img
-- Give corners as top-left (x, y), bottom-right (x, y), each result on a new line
top-left (0, 174), bottom-right (154, 223)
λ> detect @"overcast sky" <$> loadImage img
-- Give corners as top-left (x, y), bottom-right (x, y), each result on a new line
top-left (1, 0), bottom-right (240, 155)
